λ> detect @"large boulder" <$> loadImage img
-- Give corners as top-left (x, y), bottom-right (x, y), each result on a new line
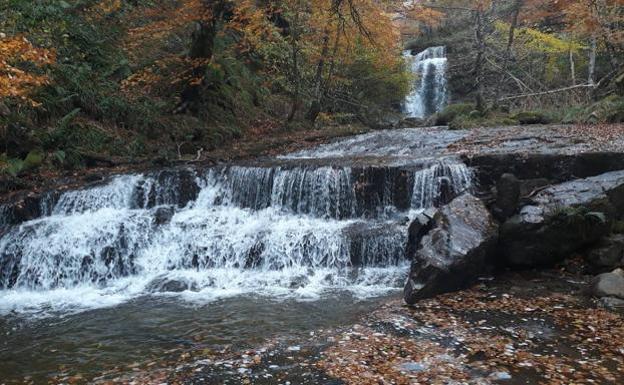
top-left (404, 194), bottom-right (498, 304)
top-left (587, 234), bottom-right (624, 271)
top-left (590, 269), bottom-right (624, 299)
top-left (501, 170), bottom-right (624, 267)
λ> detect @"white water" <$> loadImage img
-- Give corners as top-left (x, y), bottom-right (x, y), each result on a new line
top-left (0, 160), bottom-right (472, 316)
top-left (404, 46), bottom-right (449, 118)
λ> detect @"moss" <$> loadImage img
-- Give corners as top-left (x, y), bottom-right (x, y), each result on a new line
top-left (22, 150), bottom-right (44, 171)
top-left (513, 111), bottom-right (552, 125)
top-left (448, 111), bottom-right (518, 130)
top-left (434, 103), bottom-right (476, 125)
top-left (562, 95), bottom-right (624, 124)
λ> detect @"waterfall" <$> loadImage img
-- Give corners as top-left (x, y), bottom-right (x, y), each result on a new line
top-left (403, 46), bottom-right (449, 118)
top-left (0, 157), bottom-right (472, 315)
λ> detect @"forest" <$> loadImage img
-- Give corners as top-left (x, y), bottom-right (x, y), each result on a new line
top-left (1, 0), bottom-right (623, 186)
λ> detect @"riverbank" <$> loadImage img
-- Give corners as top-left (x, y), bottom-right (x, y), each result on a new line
top-left (0, 123), bottom-right (371, 202)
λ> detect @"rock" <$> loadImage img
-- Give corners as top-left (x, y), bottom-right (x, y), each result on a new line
top-left (494, 173), bottom-right (520, 220)
top-left (501, 170), bottom-right (624, 267)
top-left (397, 117), bottom-right (425, 128)
top-left (404, 194), bottom-right (498, 303)
top-left (599, 296), bottom-right (624, 311)
top-left (590, 269), bottom-right (624, 299)
top-left (83, 173), bottom-right (104, 183)
top-left (153, 206), bottom-right (175, 226)
top-left (406, 208), bottom-right (436, 259)
top-left (518, 178), bottom-right (550, 200)
top-left (587, 234), bottom-right (624, 270)
top-left (146, 276), bottom-right (199, 293)
top-left (466, 152), bottom-right (624, 192)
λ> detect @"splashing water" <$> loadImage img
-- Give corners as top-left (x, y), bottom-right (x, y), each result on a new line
top-left (403, 46), bottom-right (449, 118)
top-left (0, 158), bottom-right (472, 316)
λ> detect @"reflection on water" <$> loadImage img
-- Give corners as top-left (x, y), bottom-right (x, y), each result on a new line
top-left (0, 292), bottom-right (395, 383)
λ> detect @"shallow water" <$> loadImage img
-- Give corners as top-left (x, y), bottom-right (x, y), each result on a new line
top-left (0, 292), bottom-right (395, 382)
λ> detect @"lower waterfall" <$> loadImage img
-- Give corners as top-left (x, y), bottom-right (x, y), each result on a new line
top-left (0, 159), bottom-right (472, 315)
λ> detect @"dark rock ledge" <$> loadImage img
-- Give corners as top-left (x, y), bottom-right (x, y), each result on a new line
top-left (405, 166), bottom-right (624, 310)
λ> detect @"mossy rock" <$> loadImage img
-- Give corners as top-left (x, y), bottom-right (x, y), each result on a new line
top-left (513, 111), bottom-right (551, 125)
top-left (582, 95), bottom-right (624, 124)
top-left (434, 103), bottom-right (475, 125)
top-left (23, 150), bottom-right (44, 171)
top-left (449, 114), bottom-right (518, 130)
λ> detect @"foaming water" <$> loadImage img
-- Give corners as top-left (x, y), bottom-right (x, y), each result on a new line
top-left (404, 46), bottom-right (449, 118)
top-left (0, 158), bottom-right (472, 316)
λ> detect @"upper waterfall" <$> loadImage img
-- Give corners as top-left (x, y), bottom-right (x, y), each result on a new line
top-left (403, 46), bottom-right (449, 118)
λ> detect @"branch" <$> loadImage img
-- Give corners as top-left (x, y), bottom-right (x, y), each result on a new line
top-left (497, 84), bottom-right (594, 102)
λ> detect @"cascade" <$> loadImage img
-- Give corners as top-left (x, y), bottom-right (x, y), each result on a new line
top-left (0, 152), bottom-right (472, 314)
top-left (403, 46), bottom-right (449, 118)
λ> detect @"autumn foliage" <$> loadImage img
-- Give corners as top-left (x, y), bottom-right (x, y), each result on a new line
top-left (0, 35), bottom-right (55, 105)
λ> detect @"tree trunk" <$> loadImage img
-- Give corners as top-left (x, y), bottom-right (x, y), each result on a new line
top-left (474, 9), bottom-right (486, 112)
top-left (287, 1), bottom-right (301, 122)
top-left (569, 47), bottom-right (576, 86)
top-left (588, 36), bottom-right (597, 86)
top-left (494, 0), bottom-right (522, 103)
top-left (307, 27), bottom-right (331, 122)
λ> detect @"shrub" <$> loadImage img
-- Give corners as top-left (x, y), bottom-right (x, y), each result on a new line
top-left (513, 111), bottom-right (552, 125)
top-left (434, 103), bottom-right (475, 125)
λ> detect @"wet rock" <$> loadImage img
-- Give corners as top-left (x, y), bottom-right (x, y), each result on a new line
top-left (587, 234), bottom-right (624, 271)
top-left (146, 276), bottom-right (199, 293)
top-left (467, 152), bottom-right (624, 191)
top-left (501, 170), bottom-right (624, 267)
top-left (83, 173), bottom-right (104, 183)
top-left (6, 195), bottom-right (43, 225)
top-left (138, 168), bottom-right (201, 209)
top-left (406, 208), bottom-right (436, 259)
top-left (153, 206), bottom-right (175, 226)
top-left (590, 269), bottom-right (624, 299)
top-left (404, 194), bottom-right (498, 303)
top-left (494, 173), bottom-right (520, 220)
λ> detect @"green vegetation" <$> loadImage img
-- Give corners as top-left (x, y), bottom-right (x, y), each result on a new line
top-left (436, 98), bottom-right (624, 130)
top-left (0, 0), bottom-right (409, 183)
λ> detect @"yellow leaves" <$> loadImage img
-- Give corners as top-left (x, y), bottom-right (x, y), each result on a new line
top-left (406, 6), bottom-right (445, 29)
top-left (92, 0), bottom-right (123, 15)
top-left (495, 21), bottom-right (586, 54)
top-left (121, 57), bottom-right (211, 98)
top-left (124, 0), bottom-right (205, 61)
top-left (0, 35), bottom-right (56, 104)
top-left (229, 0), bottom-right (276, 53)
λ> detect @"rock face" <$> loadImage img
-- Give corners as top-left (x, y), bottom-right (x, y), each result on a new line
top-left (404, 194), bottom-right (498, 303)
top-left (590, 269), bottom-right (624, 299)
top-left (494, 173), bottom-right (520, 220)
top-left (501, 170), bottom-right (624, 267)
